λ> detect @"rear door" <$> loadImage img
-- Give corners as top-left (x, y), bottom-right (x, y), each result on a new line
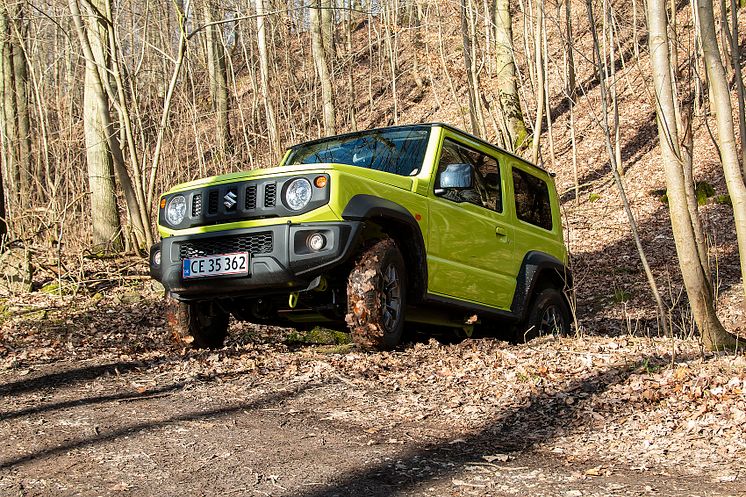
top-left (509, 163), bottom-right (566, 266)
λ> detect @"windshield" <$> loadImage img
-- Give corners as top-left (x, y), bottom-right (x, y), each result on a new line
top-left (285, 127), bottom-right (430, 177)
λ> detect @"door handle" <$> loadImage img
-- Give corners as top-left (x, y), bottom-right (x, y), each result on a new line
top-left (495, 226), bottom-right (508, 237)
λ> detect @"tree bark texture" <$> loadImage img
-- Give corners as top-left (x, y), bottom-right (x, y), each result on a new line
top-left (1, 7), bottom-right (18, 196)
top-left (310, 0), bottom-right (336, 135)
top-left (697, 0), bottom-right (746, 320)
top-left (494, 0), bottom-right (528, 150)
top-left (202, 0), bottom-right (231, 156)
top-left (255, 0), bottom-right (280, 158)
top-left (531, 0), bottom-right (545, 164)
top-left (461, 0), bottom-right (485, 137)
top-left (74, 0), bottom-right (123, 252)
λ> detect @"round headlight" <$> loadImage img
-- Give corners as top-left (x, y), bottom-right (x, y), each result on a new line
top-left (166, 195), bottom-right (187, 226)
top-left (285, 178), bottom-right (313, 211)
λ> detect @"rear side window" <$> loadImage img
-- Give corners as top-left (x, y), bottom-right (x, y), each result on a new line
top-left (512, 168), bottom-right (552, 230)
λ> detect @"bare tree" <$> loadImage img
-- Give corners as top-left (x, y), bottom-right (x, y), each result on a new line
top-left (255, 0), bottom-right (280, 157)
top-left (202, 0), bottom-right (231, 155)
top-left (1, 4), bottom-right (18, 197)
top-left (697, 0), bottom-right (746, 312)
top-left (494, 0), bottom-right (528, 150)
top-left (70, 0), bottom-right (122, 252)
top-left (310, 0), bottom-right (336, 134)
top-left (586, 0), bottom-right (670, 338)
top-left (8, 1), bottom-right (30, 196)
top-left (531, 0), bottom-right (544, 164)
top-left (460, 0), bottom-right (485, 137)
top-left (647, 0), bottom-right (737, 349)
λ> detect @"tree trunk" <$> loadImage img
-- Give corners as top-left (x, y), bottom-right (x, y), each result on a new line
top-left (255, 0), bottom-right (280, 158)
top-left (698, 0), bottom-right (746, 324)
top-left (729, 0), bottom-right (746, 177)
top-left (310, 0), bottom-right (336, 134)
top-left (320, 0), bottom-right (335, 60)
top-left (1, 8), bottom-right (18, 196)
top-left (531, 0), bottom-right (544, 164)
top-left (8, 2), bottom-right (30, 197)
top-left (71, 0), bottom-right (150, 253)
top-left (587, 0), bottom-right (671, 339)
top-left (565, 0), bottom-right (576, 100)
top-left (202, 0), bottom-right (231, 156)
top-left (494, 0), bottom-right (528, 150)
top-left (648, 0), bottom-right (737, 349)
top-left (409, 0), bottom-right (425, 93)
top-left (461, 0), bottom-right (485, 137)
top-left (74, 0), bottom-right (123, 252)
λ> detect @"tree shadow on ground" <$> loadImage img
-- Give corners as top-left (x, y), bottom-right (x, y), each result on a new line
top-left (0, 381), bottom-right (318, 470)
top-left (291, 353), bottom-right (686, 497)
top-left (0, 361), bottom-right (147, 397)
top-left (0, 377), bottom-right (191, 422)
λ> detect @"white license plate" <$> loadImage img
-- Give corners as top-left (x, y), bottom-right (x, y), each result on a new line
top-left (182, 252), bottom-right (249, 279)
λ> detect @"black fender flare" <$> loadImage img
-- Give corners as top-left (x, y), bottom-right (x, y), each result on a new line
top-left (341, 194), bottom-right (428, 302)
top-left (511, 251), bottom-right (573, 321)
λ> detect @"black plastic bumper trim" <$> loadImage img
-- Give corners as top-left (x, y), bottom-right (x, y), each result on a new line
top-left (152, 221), bottom-right (361, 301)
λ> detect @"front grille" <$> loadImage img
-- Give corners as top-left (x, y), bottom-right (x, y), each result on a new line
top-left (207, 190), bottom-right (219, 214)
top-left (191, 193), bottom-right (202, 217)
top-left (264, 183), bottom-right (276, 207)
top-left (245, 185), bottom-right (257, 210)
top-left (179, 232), bottom-right (273, 260)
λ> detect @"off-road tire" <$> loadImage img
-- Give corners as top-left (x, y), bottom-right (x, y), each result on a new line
top-left (346, 238), bottom-right (407, 350)
top-left (166, 298), bottom-right (229, 349)
top-left (518, 287), bottom-right (570, 342)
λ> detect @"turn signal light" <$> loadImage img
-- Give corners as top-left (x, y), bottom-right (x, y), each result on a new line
top-left (314, 176), bottom-right (328, 188)
top-left (160, 198), bottom-right (167, 209)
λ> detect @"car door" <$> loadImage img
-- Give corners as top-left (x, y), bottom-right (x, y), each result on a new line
top-left (426, 134), bottom-right (517, 310)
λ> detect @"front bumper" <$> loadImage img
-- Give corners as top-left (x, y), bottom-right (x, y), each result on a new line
top-left (150, 222), bottom-right (361, 301)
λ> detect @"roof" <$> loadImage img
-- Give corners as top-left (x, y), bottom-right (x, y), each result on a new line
top-left (287, 122), bottom-right (550, 176)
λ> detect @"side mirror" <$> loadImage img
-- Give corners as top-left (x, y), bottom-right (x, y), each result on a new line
top-left (438, 163), bottom-right (474, 190)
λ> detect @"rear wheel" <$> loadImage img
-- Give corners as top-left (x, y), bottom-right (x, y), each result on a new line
top-left (346, 238), bottom-right (407, 350)
top-left (166, 299), bottom-right (229, 349)
top-left (518, 287), bottom-right (570, 342)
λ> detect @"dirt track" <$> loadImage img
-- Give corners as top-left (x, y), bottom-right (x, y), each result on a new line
top-left (1, 289), bottom-right (745, 496)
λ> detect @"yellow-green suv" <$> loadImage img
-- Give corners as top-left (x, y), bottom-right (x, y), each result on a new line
top-left (151, 124), bottom-right (571, 349)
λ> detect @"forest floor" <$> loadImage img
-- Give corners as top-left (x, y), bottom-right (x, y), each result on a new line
top-left (1, 277), bottom-right (745, 497)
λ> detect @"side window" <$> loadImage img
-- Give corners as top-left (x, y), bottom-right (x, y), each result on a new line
top-left (435, 139), bottom-right (502, 212)
top-left (512, 168), bottom-right (553, 230)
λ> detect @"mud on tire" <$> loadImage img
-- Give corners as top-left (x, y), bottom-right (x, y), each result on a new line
top-left (345, 238), bottom-right (407, 350)
top-left (165, 298), bottom-right (229, 349)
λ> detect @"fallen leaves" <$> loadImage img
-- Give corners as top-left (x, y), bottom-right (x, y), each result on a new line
top-left (2, 283), bottom-right (746, 483)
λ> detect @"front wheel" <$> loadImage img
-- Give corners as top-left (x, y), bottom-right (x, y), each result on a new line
top-left (346, 238), bottom-right (407, 350)
top-left (166, 299), bottom-right (229, 349)
top-left (518, 287), bottom-right (570, 342)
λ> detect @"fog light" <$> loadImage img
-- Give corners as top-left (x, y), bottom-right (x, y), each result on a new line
top-left (306, 233), bottom-right (326, 252)
top-left (153, 250), bottom-right (161, 266)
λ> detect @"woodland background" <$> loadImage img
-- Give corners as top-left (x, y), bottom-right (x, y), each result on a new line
top-left (1, 0), bottom-right (746, 346)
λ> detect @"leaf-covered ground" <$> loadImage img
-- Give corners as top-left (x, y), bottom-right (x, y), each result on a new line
top-left (1, 280), bottom-right (744, 496)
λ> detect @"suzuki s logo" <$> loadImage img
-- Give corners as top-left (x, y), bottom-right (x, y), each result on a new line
top-left (224, 190), bottom-right (237, 210)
